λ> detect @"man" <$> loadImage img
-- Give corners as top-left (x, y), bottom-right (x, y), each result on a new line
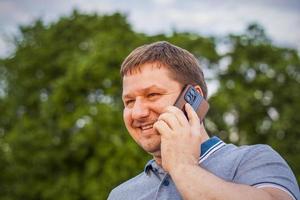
top-left (108, 41), bottom-right (299, 200)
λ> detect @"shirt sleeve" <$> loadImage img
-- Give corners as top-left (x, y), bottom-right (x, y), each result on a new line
top-left (233, 144), bottom-right (300, 200)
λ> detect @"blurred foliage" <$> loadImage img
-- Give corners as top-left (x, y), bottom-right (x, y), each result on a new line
top-left (0, 11), bottom-right (299, 199)
top-left (207, 24), bottom-right (300, 182)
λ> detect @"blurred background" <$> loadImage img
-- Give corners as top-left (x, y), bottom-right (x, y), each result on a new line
top-left (0, 0), bottom-right (299, 199)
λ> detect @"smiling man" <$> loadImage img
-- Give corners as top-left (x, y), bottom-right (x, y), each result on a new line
top-left (108, 41), bottom-right (299, 200)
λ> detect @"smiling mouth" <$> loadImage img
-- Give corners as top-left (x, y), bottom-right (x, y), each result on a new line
top-left (141, 124), bottom-right (153, 130)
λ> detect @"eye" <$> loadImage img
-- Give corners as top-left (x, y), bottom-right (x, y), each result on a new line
top-left (147, 93), bottom-right (160, 99)
top-left (124, 99), bottom-right (135, 107)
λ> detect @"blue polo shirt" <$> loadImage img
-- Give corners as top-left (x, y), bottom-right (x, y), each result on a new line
top-left (108, 137), bottom-right (300, 200)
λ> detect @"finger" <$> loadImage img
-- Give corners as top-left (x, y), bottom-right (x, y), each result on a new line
top-left (158, 112), bottom-right (180, 130)
top-left (185, 103), bottom-right (200, 126)
top-left (153, 120), bottom-right (172, 137)
top-left (164, 106), bottom-right (189, 127)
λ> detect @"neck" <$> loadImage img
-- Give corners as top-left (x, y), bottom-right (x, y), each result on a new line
top-left (200, 125), bottom-right (210, 142)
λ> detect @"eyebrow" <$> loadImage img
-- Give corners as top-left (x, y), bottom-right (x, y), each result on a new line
top-left (122, 85), bottom-right (167, 99)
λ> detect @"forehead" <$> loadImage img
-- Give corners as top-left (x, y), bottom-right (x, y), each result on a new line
top-left (123, 61), bottom-right (167, 76)
top-left (122, 63), bottom-right (181, 96)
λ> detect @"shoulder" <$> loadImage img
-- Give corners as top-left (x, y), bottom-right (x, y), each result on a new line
top-left (204, 143), bottom-right (299, 199)
top-left (201, 143), bottom-right (274, 180)
top-left (108, 168), bottom-right (161, 200)
top-left (230, 144), bottom-right (290, 179)
top-left (201, 143), bottom-right (272, 168)
top-left (234, 144), bottom-right (300, 200)
top-left (108, 172), bottom-right (146, 200)
top-left (236, 144), bottom-right (290, 173)
top-left (239, 144), bottom-right (281, 159)
top-left (217, 143), bottom-right (276, 158)
top-left (209, 143), bottom-right (287, 166)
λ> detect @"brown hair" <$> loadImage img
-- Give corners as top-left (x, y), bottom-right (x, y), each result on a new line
top-left (120, 41), bottom-right (208, 99)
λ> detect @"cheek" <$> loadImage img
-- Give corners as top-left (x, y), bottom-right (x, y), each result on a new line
top-left (154, 96), bottom-right (177, 112)
top-left (152, 104), bottom-right (165, 114)
top-left (123, 108), bottom-right (132, 128)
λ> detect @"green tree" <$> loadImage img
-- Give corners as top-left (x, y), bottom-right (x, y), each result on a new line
top-left (0, 12), bottom-right (298, 200)
top-left (207, 24), bottom-right (300, 181)
top-left (0, 11), bottom-right (148, 200)
top-left (0, 11), bottom-right (218, 199)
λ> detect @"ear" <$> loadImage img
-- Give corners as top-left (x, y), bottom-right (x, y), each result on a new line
top-left (194, 85), bottom-right (204, 97)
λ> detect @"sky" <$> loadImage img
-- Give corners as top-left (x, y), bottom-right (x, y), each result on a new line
top-left (0, 0), bottom-right (299, 96)
top-left (0, 0), bottom-right (300, 57)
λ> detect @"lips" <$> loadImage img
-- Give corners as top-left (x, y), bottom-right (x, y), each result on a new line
top-left (141, 124), bottom-right (153, 130)
top-left (133, 120), bottom-right (157, 130)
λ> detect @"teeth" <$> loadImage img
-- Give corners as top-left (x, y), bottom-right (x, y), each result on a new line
top-left (141, 124), bottom-right (153, 130)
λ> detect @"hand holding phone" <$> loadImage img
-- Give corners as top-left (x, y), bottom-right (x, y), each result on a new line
top-left (155, 84), bottom-right (207, 172)
top-left (174, 85), bottom-right (209, 122)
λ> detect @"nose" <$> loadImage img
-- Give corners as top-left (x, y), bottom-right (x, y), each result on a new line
top-left (131, 99), bottom-right (150, 120)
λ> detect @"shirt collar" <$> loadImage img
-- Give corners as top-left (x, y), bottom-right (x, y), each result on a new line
top-left (144, 159), bottom-right (155, 174)
top-left (144, 136), bottom-right (225, 173)
top-left (200, 136), bottom-right (222, 156)
top-left (199, 136), bottom-right (225, 163)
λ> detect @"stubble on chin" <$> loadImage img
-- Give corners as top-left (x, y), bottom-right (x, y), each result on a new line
top-left (140, 140), bottom-right (162, 163)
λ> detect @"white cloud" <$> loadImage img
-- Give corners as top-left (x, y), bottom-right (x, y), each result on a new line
top-left (0, 0), bottom-right (299, 57)
top-left (127, 0), bottom-right (300, 49)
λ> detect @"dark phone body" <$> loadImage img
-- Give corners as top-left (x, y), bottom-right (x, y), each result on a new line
top-left (174, 85), bottom-right (209, 122)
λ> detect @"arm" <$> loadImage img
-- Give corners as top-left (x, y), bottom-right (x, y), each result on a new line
top-left (170, 162), bottom-right (292, 200)
top-left (154, 104), bottom-right (294, 200)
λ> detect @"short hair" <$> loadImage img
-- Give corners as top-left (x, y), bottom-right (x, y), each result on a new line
top-left (120, 41), bottom-right (208, 99)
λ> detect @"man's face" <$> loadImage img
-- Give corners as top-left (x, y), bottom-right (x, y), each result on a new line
top-left (122, 63), bottom-right (182, 157)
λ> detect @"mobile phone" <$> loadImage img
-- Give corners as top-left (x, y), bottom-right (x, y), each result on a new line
top-left (174, 84), bottom-right (209, 122)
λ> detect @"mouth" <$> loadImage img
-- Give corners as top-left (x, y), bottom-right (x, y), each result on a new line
top-left (141, 124), bottom-right (153, 131)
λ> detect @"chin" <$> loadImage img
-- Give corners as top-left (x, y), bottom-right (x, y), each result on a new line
top-left (144, 146), bottom-right (161, 155)
top-left (140, 138), bottom-right (161, 154)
